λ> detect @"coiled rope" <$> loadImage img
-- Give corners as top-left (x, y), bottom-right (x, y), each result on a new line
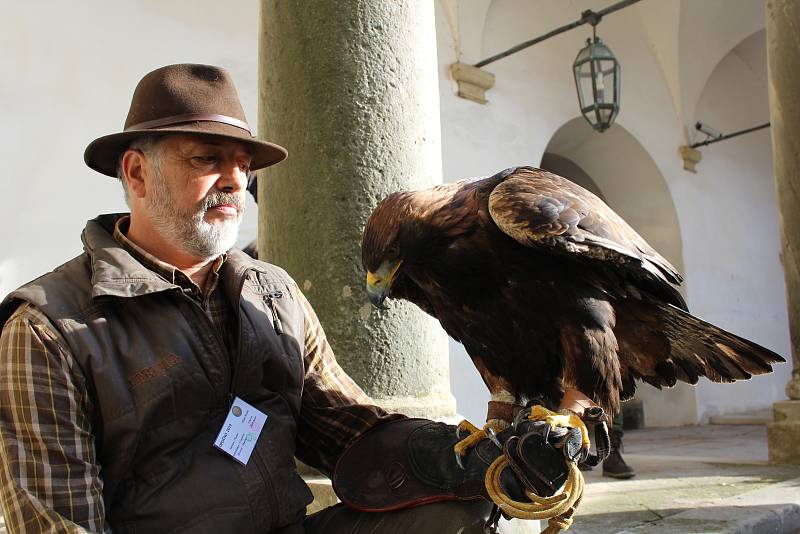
top-left (484, 406), bottom-right (587, 533)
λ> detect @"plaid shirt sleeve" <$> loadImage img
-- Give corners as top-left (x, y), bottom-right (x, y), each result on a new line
top-left (0, 304), bottom-right (105, 533)
top-left (293, 290), bottom-right (403, 475)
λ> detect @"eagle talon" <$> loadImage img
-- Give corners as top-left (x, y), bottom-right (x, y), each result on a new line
top-left (486, 427), bottom-right (502, 449)
top-left (454, 450), bottom-right (465, 470)
top-left (534, 420), bottom-right (551, 443)
top-left (454, 420), bottom-right (487, 459)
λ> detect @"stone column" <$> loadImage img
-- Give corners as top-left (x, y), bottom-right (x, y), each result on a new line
top-left (258, 1), bottom-right (454, 419)
top-left (766, 0), bottom-right (800, 464)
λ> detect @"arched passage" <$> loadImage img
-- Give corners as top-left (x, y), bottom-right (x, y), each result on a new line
top-left (542, 118), bottom-right (697, 426)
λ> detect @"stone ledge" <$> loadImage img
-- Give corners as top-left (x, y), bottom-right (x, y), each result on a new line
top-left (617, 477), bottom-right (800, 534)
top-left (710, 409), bottom-right (771, 426)
top-left (449, 62), bottom-right (495, 104)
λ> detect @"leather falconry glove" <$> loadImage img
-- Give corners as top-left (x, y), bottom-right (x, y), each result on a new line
top-left (332, 404), bottom-right (606, 514)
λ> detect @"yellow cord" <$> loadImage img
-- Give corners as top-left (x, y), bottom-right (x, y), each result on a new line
top-left (483, 406), bottom-right (587, 533)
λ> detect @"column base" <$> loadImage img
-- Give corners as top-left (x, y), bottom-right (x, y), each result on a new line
top-left (785, 370), bottom-right (800, 400)
top-left (500, 518), bottom-right (542, 533)
top-left (767, 400), bottom-right (800, 464)
top-left (372, 389), bottom-right (458, 421)
top-left (305, 477), bottom-right (339, 515)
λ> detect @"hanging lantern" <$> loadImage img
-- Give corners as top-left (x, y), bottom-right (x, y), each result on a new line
top-left (573, 35), bottom-right (620, 132)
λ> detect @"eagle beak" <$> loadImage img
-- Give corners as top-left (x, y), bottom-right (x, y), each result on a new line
top-left (366, 259), bottom-right (403, 309)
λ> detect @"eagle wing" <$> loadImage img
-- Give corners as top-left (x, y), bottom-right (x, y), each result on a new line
top-left (486, 166), bottom-right (783, 413)
top-left (487, 166), bottom-right (683, 290)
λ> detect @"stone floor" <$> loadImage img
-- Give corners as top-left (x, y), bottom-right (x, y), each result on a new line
top-left (569, 423), bottom-right (800, 534)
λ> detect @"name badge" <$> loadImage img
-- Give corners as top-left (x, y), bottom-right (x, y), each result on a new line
top-left (214, 397), bottom-right (268, 465)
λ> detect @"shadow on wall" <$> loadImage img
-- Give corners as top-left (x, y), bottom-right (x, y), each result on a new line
top-left (541, 118), bottom-right (697, 427)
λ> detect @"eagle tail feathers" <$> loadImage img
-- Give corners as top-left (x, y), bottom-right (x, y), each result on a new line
top-left (650, 304), bottom-right (784, 387)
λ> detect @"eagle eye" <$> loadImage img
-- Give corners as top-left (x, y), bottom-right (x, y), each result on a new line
top-left (385, 244), bottom-right (400, 260)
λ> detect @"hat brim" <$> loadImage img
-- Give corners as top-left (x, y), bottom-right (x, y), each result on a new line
top-left (84, 121), bottom-right (288, 177)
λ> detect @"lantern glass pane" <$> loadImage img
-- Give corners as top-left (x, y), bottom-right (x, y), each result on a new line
top-left (575, 64), bottom-right (594, 108)
top-left (587, 108), bottom-right (600, 127)
top-left (594, 59), bottom-right (617, 104)
top-left (593, 43), bottom-right (615, 61)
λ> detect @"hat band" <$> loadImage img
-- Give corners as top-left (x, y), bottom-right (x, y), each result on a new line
top-left (125, 113), bottom-right (252, 135)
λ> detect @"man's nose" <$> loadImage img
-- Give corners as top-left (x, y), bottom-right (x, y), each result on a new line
top-left (217, 162), bottom-right (248, 192)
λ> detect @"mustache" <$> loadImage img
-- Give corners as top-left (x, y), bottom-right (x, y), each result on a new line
top-left (200, 191), bottom-right (245, 213)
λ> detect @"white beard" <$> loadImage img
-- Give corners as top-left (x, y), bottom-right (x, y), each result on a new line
top-left (146, 170), bottom-right (245, 260)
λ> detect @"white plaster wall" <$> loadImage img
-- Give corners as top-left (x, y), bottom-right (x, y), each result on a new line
top-left (0, 0), bottom-right (261, 298)
top-left (437, 1), bottom-right (791, 425)
top-left (688, 30), bottom-right (791, 420)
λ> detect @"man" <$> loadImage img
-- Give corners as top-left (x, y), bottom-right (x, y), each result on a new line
top-left (0, 64), bottom-right (568, 533)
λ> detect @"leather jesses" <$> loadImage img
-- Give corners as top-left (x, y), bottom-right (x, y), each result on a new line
top-left (0, 214), bottom-right (313, 533)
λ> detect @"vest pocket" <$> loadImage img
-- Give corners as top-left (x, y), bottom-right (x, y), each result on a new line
top-left (110, 426), bottom-right (256, 533)
top-left (250, 447), bottom-right (313, 529)
top-left (249, 447), bottom-right (278, 528)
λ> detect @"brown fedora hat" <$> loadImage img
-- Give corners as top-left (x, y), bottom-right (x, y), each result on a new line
top-left (84, 63), bottom-right (287, 177)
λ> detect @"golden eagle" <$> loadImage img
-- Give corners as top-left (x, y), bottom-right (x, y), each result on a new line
top-left (361, 166), bottom-right (784, 428)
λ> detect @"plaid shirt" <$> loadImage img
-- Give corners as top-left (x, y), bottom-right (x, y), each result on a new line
top-left (0, 218), bottom-right (392, 533)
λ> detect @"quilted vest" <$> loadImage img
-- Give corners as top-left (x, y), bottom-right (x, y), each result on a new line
top-left (0, 214), bottom-right (314, 533)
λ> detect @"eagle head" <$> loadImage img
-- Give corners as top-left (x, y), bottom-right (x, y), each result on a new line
top-left (362, 183), bottom-right (469, 308)
top-left (361, 191), bottom-right (418, 308)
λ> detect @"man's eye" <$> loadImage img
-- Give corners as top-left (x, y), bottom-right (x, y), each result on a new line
top-left (194, 156), bottom-right (217, 164)
top-left (239, 162), bottom-right (251, 172)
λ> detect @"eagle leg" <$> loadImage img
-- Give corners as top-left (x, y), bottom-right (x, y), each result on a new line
top-left (454, 357), bottom-right (518, 463)
top-left (453, 391), bottom-right (513, 463)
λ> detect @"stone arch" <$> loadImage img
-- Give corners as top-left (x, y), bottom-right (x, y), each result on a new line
top-left (688, 27), bottom-right (768, 127)
top-left (542, 117), bottom-right (697, 426)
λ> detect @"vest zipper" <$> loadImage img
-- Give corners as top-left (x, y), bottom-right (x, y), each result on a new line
top-left (179, 292), bottom-right (232, 403)
top-left (264, 291), bottom-right (284, 335)
top-left (229, 273), bottom-right (249, 403)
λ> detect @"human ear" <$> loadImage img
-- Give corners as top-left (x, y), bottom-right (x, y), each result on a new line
top-left (121, 149), bottom-right (148, 199)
